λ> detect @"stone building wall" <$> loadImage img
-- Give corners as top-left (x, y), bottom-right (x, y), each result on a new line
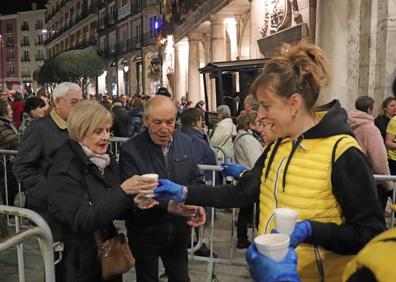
top-left (317, 0), bottom-right (396, 112)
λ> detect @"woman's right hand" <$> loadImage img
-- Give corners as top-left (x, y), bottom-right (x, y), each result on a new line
top-left (121, 175), bottom-right (158, 195)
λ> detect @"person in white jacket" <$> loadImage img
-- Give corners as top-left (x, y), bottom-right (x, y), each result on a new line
top-left (234, 111), bottom-right (264, 169)
top-left (234, 110), bottom-right (263, 248)
top-left (209, 105), bottom-right (236, 163)
top-left (348, 96), bottom-right (392, 210)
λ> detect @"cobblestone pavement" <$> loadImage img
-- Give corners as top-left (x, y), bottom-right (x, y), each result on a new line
top-left (0, 210), bottom-right (254, 282)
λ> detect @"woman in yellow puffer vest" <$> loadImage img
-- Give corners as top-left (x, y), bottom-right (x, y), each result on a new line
top-left (154, 41), bottom-right (386, 281)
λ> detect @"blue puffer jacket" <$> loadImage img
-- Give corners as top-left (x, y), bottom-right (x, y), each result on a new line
top-left (127, 107), bottom-right (144, 137)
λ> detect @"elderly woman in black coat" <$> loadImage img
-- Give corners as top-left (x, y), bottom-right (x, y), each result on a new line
top-left (47, 101), bottom-right (158, 282)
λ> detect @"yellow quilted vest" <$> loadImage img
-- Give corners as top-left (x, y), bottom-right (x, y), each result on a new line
top-left (258, 134), bottom-right (361, 282)
top-left (343, 228), bottom-right (396, 282)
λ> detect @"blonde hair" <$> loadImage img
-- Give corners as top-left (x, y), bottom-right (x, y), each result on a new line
top-left (251, 41), bottom-right (331, 110)
top-left (67, 101), bottom-right (113, 142)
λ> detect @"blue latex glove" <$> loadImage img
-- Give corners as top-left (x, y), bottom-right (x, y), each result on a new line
top-left (154, 179), bottom-right (185, 203)
top-left (246, 244), bottom-right (300, 282)
top-left (220, 163), bottom-right (246, 180)
top-left (290, 220), bottom-right (312, 249)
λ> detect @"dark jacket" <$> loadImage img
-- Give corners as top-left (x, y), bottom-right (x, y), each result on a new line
top-left (374, 115), bottom-right (390, 141)
top-left (112, 105), bottom-right (129, 137)
top-left (127, 107), bottom-right (144, 137)
top-left (186, 100), bottom-right (385, 255)
top-left (13, 111), bottom-right (69, 213)
top-left (180, 127), bottom-right (216, 166)
top-left (119, 130), bottom-right (204, 230)
top-left (48, 139), bottom-right (134, 282)
top-left (0, 117), bottom-right (18, 150)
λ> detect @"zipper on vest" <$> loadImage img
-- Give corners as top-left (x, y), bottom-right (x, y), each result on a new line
top-left (264, 157), bottom-right (288, 233)
top-left (313, 245), bottom-right (325, 282)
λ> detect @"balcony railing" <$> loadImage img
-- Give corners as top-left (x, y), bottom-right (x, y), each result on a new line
top-left (21, 57), bottom-right (30, 62)
top-left (35, 55), bottom-right (45, 61)
top-left (127, 37), bottom-right (142, 51)
top-left (35, 23), bottom-right (44, 30)
top-left (100, 35), bottom-right (151, 59)
top-left (7, 72), bottom-right (16, 77)
top-left (143, 0), bottom-right (160, 7)
top-left (46, 3), bottom-right (96, 28)
top-left (142, 31), bottom-right (157, 47)
top-left (21, 73), bottom-right (31, 78)
top-left (6, 57), bottom-right (14, 62)
top-left (35, 39), bottom-right (45, 46)
top-left (173, 0), bottom-right (232, 41)
top-left (20, 40), bottom-right (30, 47)
top-left (21, 24), bottom-right (29, 31)
top-left (6, 42), bottom-right (14, 48)
top-left (132, 1), bottom-right (142, 14)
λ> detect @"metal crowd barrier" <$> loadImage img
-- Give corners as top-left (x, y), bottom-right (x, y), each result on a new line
top-left (373, 174), bottom-right (396, 228)
top-left (2, 141), bottom-right (396, 282)
top-left (0, 205), bottom-right (55, 282)
top-left (109, 136), bottom-right (129, 160)
top-left (193, 164), bottom-right (252, 282)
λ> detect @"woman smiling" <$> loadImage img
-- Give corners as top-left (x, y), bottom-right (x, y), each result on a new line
top-left (154, 42), bottom-right (386, 281)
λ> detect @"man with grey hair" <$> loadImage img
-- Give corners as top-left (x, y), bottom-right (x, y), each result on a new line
top-left (119, 95), bottom-right (206, 282)
top-left (243, 94), bottom-right (259, 111)
top-left (13, 82), bottom-right (82, 217)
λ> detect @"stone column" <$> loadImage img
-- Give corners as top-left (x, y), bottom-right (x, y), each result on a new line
top-left (210, 15), bottom-right (226, 110)
top-left (234, 15), bottom-right (242, 59)
top-left (130, 61), bottom-right (138, 96)
top-left (174, 39), bottom-right (189, 102)
top-left (202, 34), bottom-right (212, 108)
top-left (315, 0), bottom-right (355, 109)
top-left (249, 0), bottom-right (265, 59)
top-left (315, 0), bottom-right (396, 112)
top-left (187, 33), bottom-right (201, 104)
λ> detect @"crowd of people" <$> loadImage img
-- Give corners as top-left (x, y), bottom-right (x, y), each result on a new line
top-left (0, 41), bottom-right (396, 282)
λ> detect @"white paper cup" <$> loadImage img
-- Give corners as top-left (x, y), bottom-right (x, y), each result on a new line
top-left (254, 234), bottom-right (290, 262)
top-left (141, 173), bottom-right (159, 197)
top-left (274, 208), bottom-right (298, 235)
top-left (142, 173), bottom-right (159, 180)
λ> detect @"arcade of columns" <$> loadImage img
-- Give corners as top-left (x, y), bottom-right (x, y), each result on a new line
top-left (161, 0), bottom-right (396, 113)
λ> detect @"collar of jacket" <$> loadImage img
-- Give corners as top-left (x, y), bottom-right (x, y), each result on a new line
top-left (142, 129), bottom-right (174, 149)
top-left (68, 139), bottom-right (116, 172)
top-left (303, 99), bottom-right (354, 139)
top-left (181, 126), bottom-right (205, 140)
top-left (50, 108), bottom-right (67, 130)
top-left (0, 116), bottom-right (12, 123)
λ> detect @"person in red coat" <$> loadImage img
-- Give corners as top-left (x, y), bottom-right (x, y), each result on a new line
top-left (10, 92), bottom-right (24, 128)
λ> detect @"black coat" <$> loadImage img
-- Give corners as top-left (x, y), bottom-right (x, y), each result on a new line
top-left (13, 114), bottom-right (69, 213)
top-left (47, 139), bottom-right (134, 282)
top-left (112, 106), bottom-right (129, 137)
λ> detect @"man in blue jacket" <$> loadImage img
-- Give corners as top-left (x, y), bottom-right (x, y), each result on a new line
top-left (119, 96), bottom-right (205, 282)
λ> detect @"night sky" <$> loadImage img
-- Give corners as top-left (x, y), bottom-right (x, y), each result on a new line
top-left (0, 0), bottom-right (47, 15)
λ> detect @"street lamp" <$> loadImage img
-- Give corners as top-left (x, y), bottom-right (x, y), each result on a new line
top-left (123, 64), bottom-right (129, 96)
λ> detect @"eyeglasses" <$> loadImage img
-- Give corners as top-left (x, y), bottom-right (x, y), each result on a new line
top-left (60, 97), bottom-right (82, 105)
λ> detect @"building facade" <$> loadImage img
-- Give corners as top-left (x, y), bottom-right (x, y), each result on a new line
top-left (44, 0), bottom-right (161, 97)
top-left (97, 0), bottom-right (161, 96)
top-left (45, 0), bottom-right (97, 58)
top-left (17, 8), bottom-right (47, 92)
top-left (0, 15), bottom-right (20, 91)
top-left (160, 0), bottom-right (396, 113)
